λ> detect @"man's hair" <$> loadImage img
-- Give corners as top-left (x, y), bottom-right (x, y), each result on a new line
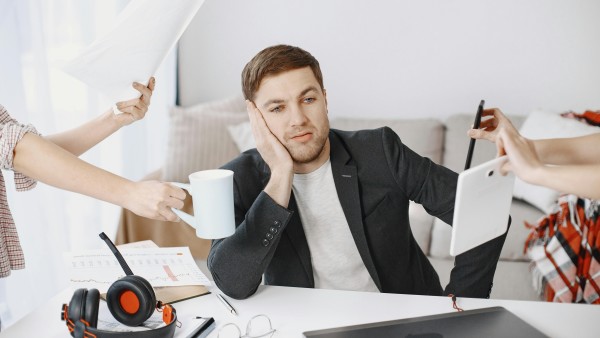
top-left (241, 44), bottom-right (324, 101)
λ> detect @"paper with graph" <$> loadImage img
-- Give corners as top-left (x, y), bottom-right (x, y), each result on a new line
top-left (64, 246), bottom-right (210, 292)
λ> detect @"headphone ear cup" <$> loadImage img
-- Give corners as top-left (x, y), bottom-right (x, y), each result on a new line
top-left (106, 275), bottom-right (156, 326)
top-left (83, 288), bottom-right (100, 328)
top-left (67, 289), bottom-right (87, 323)
top-left (133, 275), bottom-right (156, 305)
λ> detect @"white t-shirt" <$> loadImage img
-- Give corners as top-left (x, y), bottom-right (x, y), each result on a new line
top-left (292, 159), bottom-right (379, 292)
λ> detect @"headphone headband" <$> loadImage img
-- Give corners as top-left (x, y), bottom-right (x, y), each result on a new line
top-left (62, 302), bottom-right (177, 338)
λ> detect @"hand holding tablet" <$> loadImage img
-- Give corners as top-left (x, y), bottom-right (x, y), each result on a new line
top-left (450, 100), bottom-right (514, 256)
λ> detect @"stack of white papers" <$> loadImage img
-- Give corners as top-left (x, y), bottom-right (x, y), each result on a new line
top-left (62, 0), bottom-right (206, 104)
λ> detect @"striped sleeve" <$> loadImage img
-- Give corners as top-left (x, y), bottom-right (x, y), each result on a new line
top-left (0, 104), bottom-right (40, 191)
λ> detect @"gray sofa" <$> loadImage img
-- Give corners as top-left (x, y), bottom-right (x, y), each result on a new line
top-left (116, 98), bottom-right (544, 301)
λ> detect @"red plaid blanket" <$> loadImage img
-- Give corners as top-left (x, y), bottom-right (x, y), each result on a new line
top-left (525, 195), bottom-right (600, 303)
top-left (560, 110), bottom-right (600, 127)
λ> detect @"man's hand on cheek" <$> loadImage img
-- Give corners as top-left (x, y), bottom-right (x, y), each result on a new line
top-left (246, 100), bottom-right (293, 175)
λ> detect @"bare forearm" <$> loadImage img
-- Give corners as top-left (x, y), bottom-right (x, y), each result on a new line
top-left (13, 133), bottom-right (131, 207)
top-left (263, 170), bottom-right (293, 208)
top-left (533, 134), bottom-right (600, 166)
top-left (45, 110), bottom-right (122, 156)
top-left (526, 164), bottom-right (600, 200)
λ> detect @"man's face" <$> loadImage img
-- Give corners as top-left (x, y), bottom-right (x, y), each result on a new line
top-left (253, 67), bottom-right (329, 169)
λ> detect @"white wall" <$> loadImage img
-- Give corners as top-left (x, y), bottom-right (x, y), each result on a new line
top-left (179, 0), bottom-right (600, 119)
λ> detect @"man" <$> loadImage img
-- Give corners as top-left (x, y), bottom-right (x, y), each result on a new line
top-left (208, 45), bottom-right (508, 300)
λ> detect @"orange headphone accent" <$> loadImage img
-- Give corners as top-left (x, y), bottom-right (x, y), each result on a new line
top-left (157, 301), bottom-right (176, 324)
top-left (120, 290), bottom-right (140, 314)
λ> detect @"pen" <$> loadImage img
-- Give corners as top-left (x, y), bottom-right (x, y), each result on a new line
top-left (216, 293), bottom-right (237, 316)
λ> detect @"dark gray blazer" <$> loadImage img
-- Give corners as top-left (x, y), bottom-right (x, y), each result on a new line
top-left (208, 127), bottom-right (507, 299)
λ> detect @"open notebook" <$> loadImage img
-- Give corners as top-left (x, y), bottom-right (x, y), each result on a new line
top-left (98, 239), bottom-right (210, 304)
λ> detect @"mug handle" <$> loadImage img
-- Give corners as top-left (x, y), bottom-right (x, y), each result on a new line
top-left (170, 182), bottom-right (195, 227)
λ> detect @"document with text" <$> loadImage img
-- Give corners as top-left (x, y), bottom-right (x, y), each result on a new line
top-left (64, 246), bottom-right (211, 292)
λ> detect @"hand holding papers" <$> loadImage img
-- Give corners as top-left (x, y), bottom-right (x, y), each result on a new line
top-left (62, 0), bottom-right (205, 106)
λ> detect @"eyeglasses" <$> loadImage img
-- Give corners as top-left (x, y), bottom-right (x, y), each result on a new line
top-left (217, 314), bottom-right (276, 338)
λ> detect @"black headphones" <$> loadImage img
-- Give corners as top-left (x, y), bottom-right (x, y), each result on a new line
top-left (61, 233), bottom-right (178, 338)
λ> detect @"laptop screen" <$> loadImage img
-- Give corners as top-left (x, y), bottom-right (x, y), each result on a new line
top-left (303, 306), bottom-right (547, 338)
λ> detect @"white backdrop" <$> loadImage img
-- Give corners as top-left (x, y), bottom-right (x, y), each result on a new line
top-left (0, 0), bottom-right (176, 328)
top-left (178, 0), bottom-right (600, 118)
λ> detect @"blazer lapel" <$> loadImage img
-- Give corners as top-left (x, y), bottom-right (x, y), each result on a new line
top-left (284, 194), bottom-right (314, 285)
top-left (329, 131), bottom-right (382, 290)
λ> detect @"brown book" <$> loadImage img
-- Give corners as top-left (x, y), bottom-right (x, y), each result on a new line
top-left (154, 284), bottom-right (210, 304)
top-left (101, 284), bottom-right (210, 304)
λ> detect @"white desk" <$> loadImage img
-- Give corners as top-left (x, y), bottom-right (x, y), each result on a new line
top-left (2, 285), bottom-right (599, 337)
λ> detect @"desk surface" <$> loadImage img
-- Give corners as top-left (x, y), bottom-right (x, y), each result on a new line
top-left (3, 285), bottom-right (599, 337)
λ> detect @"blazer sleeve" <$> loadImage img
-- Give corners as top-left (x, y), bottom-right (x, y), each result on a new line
top-left (381, 126), bottom-right (457, 223)
top-left (208, 186), bottom-right (294, 299)
top-left (381, 127), bottom-right (507, 298)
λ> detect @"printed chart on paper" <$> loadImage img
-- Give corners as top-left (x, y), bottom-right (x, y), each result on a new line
top-left (64, 247), bottom-right (210, 291)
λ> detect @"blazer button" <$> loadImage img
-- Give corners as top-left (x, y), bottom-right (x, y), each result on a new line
top-left (262, 239), bottom-right (269, 247)
top-left (269, 227), bottom-right (278, 234)
top-left (273, 220), bottom-right (281, 228)
top-left (266, 233), bottom-right (274, 240)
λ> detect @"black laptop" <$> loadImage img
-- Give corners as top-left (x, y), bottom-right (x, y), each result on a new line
top-left (303, 306), bottom-right (548, 338)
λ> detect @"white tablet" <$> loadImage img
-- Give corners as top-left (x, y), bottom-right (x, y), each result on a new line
top-left (450, 156), bottom-right (514, 256)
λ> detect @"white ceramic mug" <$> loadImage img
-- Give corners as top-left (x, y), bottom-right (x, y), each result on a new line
top-left (171, 169), bottom-right (235, 239)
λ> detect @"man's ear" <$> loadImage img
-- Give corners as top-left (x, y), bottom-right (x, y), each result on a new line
top-left (322, 88), bottom-right (328, 111)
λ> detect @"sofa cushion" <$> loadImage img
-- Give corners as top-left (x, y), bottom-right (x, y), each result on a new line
top-left (227, 121), bottom-right (255, 152)
top-left (162, 96), bottom-right (247, 182)
top-left (331, 118), bottom-right (444, 164)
